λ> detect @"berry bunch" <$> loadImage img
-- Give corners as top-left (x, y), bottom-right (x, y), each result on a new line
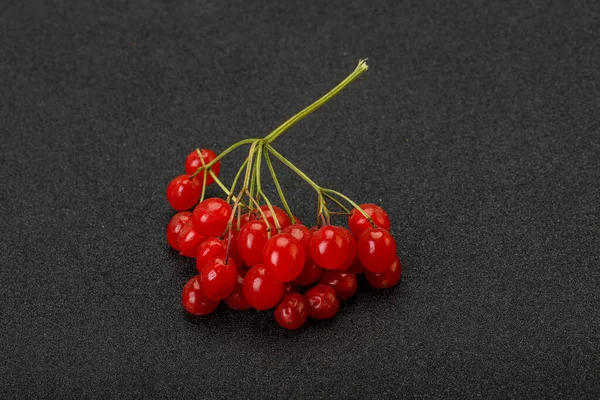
top-left (165, 60), bottom-right (402, 329)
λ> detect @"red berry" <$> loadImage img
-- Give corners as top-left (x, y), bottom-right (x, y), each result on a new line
top-left (243, 264), bottom-right (284, 310)
top-left (166, 212), bottom-right (192, 250)
top-left (182, 275), bottom-right (219, 316)
top-left (201, 258), bottom-right (237, 300)
top-left (192, 197), bottom-right (232, 237)
top-left (336, 227), bottom-right (357, 270)
top-left (310, 226), bottom-right (349, 270)
top-left (348, 203), bottom-right (391, 237)
top-left (263, 233), bottom-right (306, 282)
top-left (256, 205), bottom-right (291, 230)
top-left (357, 228), bottom-right (397, 273)
top-left (318, 270), bottom-right (358, 300)
top-left (195, 237), bottom-right (226, 273)
top-left (274, 293), bottom-right (309, 330)
top-left (305, 285), bottom-right (340, 320)
top-left (224, 270), bottom-right (251, 310)
top-left (237, 220), bottom-right (269, 266)
top-left (166, 175), bottom-right (202, 211)
top-left (184, 149), bottom-right (221, 185)
top-left (282, 224), bottom-right (312, 258)
top-left (346, 258), bottom-right (365, 275)
top-left (293, 260), bottom-right (323, 286)
top-left (178, 221), bottom-right (206, 258)
top-left (365, 257), bottom-right (402, 289)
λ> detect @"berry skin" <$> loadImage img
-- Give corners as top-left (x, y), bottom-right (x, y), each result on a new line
top-left (336, 227), bottom-right (357, 271)
top-left (365, 257), bottom-right (402, 289)
top-left (243, 264), bottom-right (284, 310)
top-left (282, 224), bottom-right (312, 258)
top-left (256, 205), bottom-right (291, 230)
top-left (310, 226), bottom-right (349, 270)
top-left (263, 233), bottom-right (306, 282)
top-left (319, 270), bottom-right (358, 300)
top-left (192, 197), bottom-right (232, 237)
top-left (185, 149), bottom-right (221, 186)
top-left (182, 275), bottom-right (220, 316)
top-left (195, 238), bottom-right (227, 273)
top-left (348, 203), bottom-right (391, 237)
top-left (293, 260), bottom-right (323, 286)
top-left (274, 293), bottom-right (309, 330)
top-left (305, 285), bottom-right (340, 320)
top-left (166, 175), bottom-right (202, 211)
top-left (178, 220), bottom-right (206, 258)
top-left (357, 228), bottom-right (397, 273)
top-left (237, 220), bottom-right (269, 266)
top-left (201, 258), bottom-right (237, 300)
top-left (166, 212), bottom-right (192, 251)
top-left (224, 270), bottom-right (251, 310)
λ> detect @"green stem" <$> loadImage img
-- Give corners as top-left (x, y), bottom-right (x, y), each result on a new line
top-left (191, 138), bottom-right (259, 179)
top-left (264, 151), bottom-right (295, 224)
top-left (321, 188), bottom-right (376, 227)
top-left (322, 192), bottom-right (350, 213)
top-left (265, 145), bottom-right (321, 193)
top-left (263, 60), bottom-right (369, 144)
top-left (228, 158), bottom-right (248, 202)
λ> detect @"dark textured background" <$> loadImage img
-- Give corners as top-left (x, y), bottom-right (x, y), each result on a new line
top-left (1, 0), bottom-right (599, 398)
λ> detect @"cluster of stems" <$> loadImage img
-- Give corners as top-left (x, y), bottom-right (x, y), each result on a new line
top-left (190, 60), bottom-right (375, 236)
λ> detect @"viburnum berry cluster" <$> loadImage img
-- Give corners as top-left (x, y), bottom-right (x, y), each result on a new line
top-left (165, 60), bottom-right (402, 329)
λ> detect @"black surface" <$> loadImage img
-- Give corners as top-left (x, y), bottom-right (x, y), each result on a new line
top-left (2, 1), bottom-right (599, 398)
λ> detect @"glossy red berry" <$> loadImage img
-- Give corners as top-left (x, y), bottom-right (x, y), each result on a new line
top-left (182, 275), bottom-right (220, 316)
top-left (166, 175), bottom-right (202, 211)
top-left (310, 226), bottom-right (349, 270)
top-left (305, 285), bottom-right (340, 320)
top-left (336, 227), bottom-right (357, 271)
top-left (201, 258), bottom-right (237, 300)
top-left (224, 270), bottom-right (251, 310)
top-left (237, 220), bottom-right (269, 266)
top-left (283, 224), bottom-right (312, 258)
top-left (166, 212), bottom-right (192, 250)
top-left (274, 293), bottom-right (309, 330)
top-left (192, 197), bottom-right (232, 237)
top-left (243, 264), bottom-right (284, 310)
top-left (178, 221), bottom-right (206, 258)
top-left (293, 260), bottom-right (322, 286)
top-left (348, 203), bottom-right (391, 237)
top-left (365, 257), bottom-right (402, 289)
top-left (357, 228), bottom-right (397, 273)
top-left (184, 149), bottom-right (221, 185)
top-left (195, 237), bottom-right (227, 273)
top-left (263, 233), bottom-right (306, 282)
top-left (319, 270), bottom-right (358, 300)
top-left (256, 205), bottom-right (291, 230)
